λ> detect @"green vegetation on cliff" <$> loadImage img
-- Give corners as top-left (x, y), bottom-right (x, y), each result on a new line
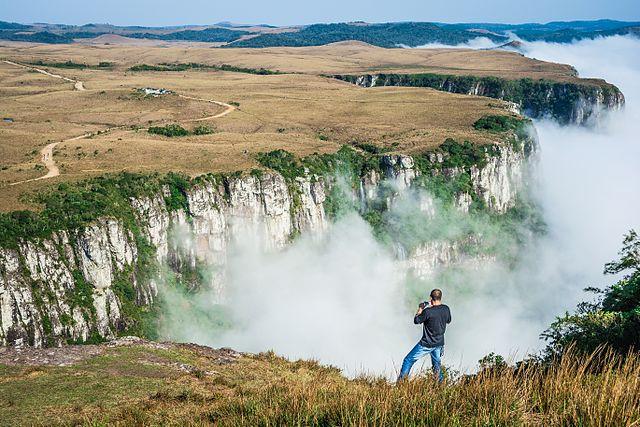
top-left (473, 115), bottom-right (524, 133)
top-left (0, 172), bottom-right (194, 249)
top-left (256, 145), bottom-right (382, 184)
top-left (0, 173), bottom-right (199, 344)
top-left (256, 120), bottom-right (540, 257)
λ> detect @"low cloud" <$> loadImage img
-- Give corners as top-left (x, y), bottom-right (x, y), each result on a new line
top-left (401, 36), bottom-right (501, 50)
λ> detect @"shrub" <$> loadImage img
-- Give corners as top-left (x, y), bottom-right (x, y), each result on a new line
top-left (543, 230), bottom-right (640, 357)
top-left (255, 150), bottom-right (304, 181)
top-left (127, 62), bottom-right (283, 75)
top-left (28, 60), bottom-right (113, 70)
top-left (148, 124), bottom-right (189, 137)
top-left (192, 125), bottom-right (214, 135)
top-left (353, 142), bottom-right (393, 154)
top-left (473, 115), bottom-right (523, 132)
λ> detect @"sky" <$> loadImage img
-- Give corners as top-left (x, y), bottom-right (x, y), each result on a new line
top-left (2, 0), bottom-right (640, 27)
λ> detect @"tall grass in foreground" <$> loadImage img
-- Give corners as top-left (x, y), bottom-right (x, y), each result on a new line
top-left (90, 349), bottom-right (640, 426)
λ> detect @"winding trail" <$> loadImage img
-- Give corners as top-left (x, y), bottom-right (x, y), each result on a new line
top-left (8, 129), bottom-right (124, 186)
top-left (2, 60), bottom-right (86, 91)
top-left (10, 134), bottom-right (87, 185)
top-left (2, 60), bottom-right (235, 186)
top-left (179, 95), bottom-right (235, 121)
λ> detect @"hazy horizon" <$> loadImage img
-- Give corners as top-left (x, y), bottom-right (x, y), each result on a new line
top-left (3, 0), bottom-right (639, 28)
top-left (3, 18), bottom-right (640, 28)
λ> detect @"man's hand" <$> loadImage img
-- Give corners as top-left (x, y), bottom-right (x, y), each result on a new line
top-left (416, 305), bottom-right (424, 316)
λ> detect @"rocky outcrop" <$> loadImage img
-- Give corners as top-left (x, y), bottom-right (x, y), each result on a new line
top-left (0, 138), bottom-right (535, 347)
top-left (336, 73), bottom-right (625, 125)
top-left (470, 143), bottom-right (527, 212)
top-left (0, 220), bottom-right (133, 347)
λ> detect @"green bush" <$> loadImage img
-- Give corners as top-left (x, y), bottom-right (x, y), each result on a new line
top-left (28, 60), bottom-right (113, 70)
top-left (128, 62), bottom-right (283, 75)
top-left (473, 115), bottom-right (522, 132)
top-left (255, 150), bottom-right (305, 181)
top-left (353, 142), bottom-right (393, 154)
top-left (193, 125), bottom-right (214, 135)
top-left (148, 124), bottom-right (190, 137)
top-left (413, 138), bottom-right (496, 174)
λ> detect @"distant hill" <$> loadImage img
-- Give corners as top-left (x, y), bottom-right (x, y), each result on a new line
top-left (0, 29), bottom-right (72, 44)
top-left (227, 22), bottom-right (507, 48)
top-left (0, 19), bottom-right (638, 47)
top-left (127, 27), bottom-right (249, 43)
top-left (0, 20), bottom-right (29, 30)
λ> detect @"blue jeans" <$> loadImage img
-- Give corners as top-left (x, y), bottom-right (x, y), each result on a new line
top-left (398, 342), bottom-right (444, 381)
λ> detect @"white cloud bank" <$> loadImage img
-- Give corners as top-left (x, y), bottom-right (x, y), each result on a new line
top-left (400, 36), bottom-right (502, 50)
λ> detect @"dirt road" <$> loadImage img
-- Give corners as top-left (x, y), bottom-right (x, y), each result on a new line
top-left (3, 60), bottom-right (235, 185)
top-left (8, 130), bottom-right (116, 186)
top-left (2, 60), bottom-right (86, 91)
top-left (179, 94), bottom-right (236, 121)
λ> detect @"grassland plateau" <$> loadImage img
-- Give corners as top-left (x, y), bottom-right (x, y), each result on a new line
top-left (0, 41), bottom-right (618, 210)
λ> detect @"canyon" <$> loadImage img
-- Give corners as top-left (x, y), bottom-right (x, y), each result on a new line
top-left (0, 129), bottom-right (534, 347)
top-left (0, 39), bottom-right (625, 351)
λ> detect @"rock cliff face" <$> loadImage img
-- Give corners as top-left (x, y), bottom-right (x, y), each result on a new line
top-left (335, 73), bottom-right (625, 125)
top-left (0, 140), bottom-right (534, 347)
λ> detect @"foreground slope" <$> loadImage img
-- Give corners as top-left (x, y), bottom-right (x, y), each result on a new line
top-left (0, 338), bottom-right (638, 426)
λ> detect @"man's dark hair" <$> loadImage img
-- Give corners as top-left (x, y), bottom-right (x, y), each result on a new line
top-left (430, 289), bottom-right (442, 301)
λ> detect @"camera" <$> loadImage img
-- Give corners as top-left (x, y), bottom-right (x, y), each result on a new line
top-left (419, 301), bottom-right (431, 309)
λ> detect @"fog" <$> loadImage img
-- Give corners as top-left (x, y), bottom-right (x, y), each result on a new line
top-left (159, 35), bottom-right (640, 378)
top-left (402, 37), bottom-right (501, 49)
top-left (526, 35), bottom-right (640, 295)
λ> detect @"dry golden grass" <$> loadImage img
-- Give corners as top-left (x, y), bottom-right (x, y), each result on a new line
top-left (0, 40), bottom-right (594, 212)
top-left (0, 343), bottom-right (638, 426)
top-left (0, 54), bottom-right (512, 211)
top-left (0, 40), bottom-right (583, 81)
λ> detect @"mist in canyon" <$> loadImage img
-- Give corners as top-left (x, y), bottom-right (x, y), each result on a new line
top-left (403, 36), bottom-right (500, 49)
top-left (158, 36), bottom-right (640, 377)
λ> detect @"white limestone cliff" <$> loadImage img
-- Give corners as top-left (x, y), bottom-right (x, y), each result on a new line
top-left (0, 140), bottom-right (534, 347)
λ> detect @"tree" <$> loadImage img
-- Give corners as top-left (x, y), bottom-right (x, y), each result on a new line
top-left (543, 230), bottom-right (640, 357)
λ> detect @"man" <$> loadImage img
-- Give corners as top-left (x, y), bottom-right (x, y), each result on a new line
top-left (398, 288), bottom-right (451, 382)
